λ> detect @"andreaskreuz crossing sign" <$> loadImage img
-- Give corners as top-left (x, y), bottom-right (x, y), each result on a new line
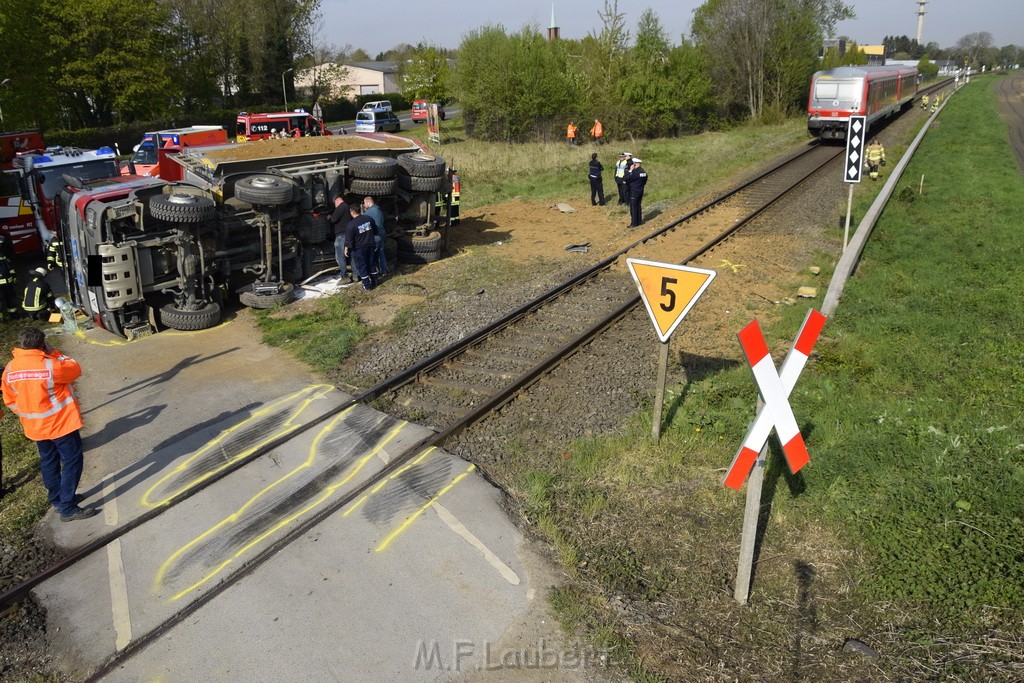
top-left (844, 116), bottom-right (866, 183)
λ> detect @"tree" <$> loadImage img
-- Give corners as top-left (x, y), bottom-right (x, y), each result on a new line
top-left (954, 31), bottom-right (993, 68)
top-left (692, 0), bottom-right (854, 120)
top-left (399, 46), bottom-right (453, 103)
top-left (40, 0), bottom-right (176, 126)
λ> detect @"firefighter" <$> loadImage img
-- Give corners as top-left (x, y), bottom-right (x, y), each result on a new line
top-left (46, 235), bottom-right (64, 272)
top-left (866, 138), bottom-right (886, 181)
top-left (22, 268), bottom-right (55, 321)
top-left (0, 248), bottom-right (18, 319)
top-left (921, 93), bottom-right (929, 110)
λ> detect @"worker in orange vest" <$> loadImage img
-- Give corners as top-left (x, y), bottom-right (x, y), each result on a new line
top-left (2, 327), bottom-right (97, 521)
top-left (566, 122), bottom-right (578, 145)
top-left (590, 119), bottom-right (604, 145)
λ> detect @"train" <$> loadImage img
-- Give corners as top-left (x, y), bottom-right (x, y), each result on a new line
top-left (807, 66), bottom-right (919, 140)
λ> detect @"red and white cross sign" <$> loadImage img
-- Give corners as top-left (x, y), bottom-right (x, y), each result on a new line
top-left (723, 309), bottom-right (827, 490)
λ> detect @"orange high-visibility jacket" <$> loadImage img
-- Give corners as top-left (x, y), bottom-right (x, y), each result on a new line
top-left (2, 348), bottom-right (83, 441)
top-left (567, 123), bottom-right (577, 139)
top-left (591, 120), bottom-right (603, 138)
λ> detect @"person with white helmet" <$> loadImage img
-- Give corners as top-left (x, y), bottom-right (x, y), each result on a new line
top-left (22, 267), bottom-right (55, 320)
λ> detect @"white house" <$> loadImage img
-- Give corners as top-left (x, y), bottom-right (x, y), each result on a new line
top-left (296, 61), bottom-right (400, 100)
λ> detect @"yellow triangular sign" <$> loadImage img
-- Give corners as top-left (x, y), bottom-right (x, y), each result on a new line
top-left (626, 258), bottom-right (716, 342)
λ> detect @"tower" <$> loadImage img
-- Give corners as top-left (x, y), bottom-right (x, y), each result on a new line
top-left (548, 1), bottom-right (560, 42)
top-left (916, 0), bottom-right (927, 44)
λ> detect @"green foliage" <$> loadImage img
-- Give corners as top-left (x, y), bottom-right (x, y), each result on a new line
top-left (252, 296), bottom-right (366, 375)
top-left (917, 53), bottom-right (940, 80)
top-left (398, 46), bottom-right (453, 103)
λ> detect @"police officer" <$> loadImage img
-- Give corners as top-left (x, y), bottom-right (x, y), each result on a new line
top-left (588, 153), bottom-right (605, 206)
top-left (615, 152), bottom-right (632, 205)
top-left (22, 268), bottom-right (55, 321)
top-left (624, 158), bottom-right (648, 229)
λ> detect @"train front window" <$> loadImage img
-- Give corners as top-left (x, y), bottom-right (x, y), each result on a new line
top-left (814, 80), bottom-right (860, 103)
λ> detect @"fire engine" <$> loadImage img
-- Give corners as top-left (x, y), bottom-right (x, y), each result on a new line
top-left (53, 135), bottom-right (458, 338)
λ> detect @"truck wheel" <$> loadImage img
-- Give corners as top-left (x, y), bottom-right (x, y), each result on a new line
top-left (159, 302), bottom-right (221, 331)
top-left (347, 156), bottom-right (399, 179)
top-left (297, 215), bottom-right (329, 244)
top-left (348, 178), bottom-right (397, 196)
top-left (397, 174), bottom-right (444, 192)
top-left (384, 237), bottom-right (398, 265)
top-left (150, 193), bottom-right (216, 223)
top-left (236, 175), bottom-right (293, 206)
top-left (396, 231), bottom-right (442, 263)
top-left (397, 152), bottom-right (445, 177)
top-left (239, 282), bottom-right (294, 309)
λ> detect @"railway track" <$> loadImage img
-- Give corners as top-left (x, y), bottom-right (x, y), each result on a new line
top-left (5, 91), bottom-right (950, 676)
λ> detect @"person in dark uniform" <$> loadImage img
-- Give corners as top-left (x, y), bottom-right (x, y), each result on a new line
top-left (0, 247), bottom-right (18, 319)
top-left (624, 158), bottom-right (648, 228)
top-left (344, 205), bottom-right (378, 291)
top-left (588, 153), bottom-right (605, 206)
top-left (329, 196), bottom-right (351, 283)
top-left (22, 268), bottom-right (55, 320)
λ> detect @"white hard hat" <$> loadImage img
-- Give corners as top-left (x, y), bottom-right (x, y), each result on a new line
top-left (33, 267), bottom-right (47, 277)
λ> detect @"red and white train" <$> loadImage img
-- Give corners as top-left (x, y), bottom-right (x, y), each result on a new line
top-left (807, 66), bottom-right (919, 140)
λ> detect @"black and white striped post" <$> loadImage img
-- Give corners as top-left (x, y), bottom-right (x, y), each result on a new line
top-left (843, 116), bottom-right (866, 250)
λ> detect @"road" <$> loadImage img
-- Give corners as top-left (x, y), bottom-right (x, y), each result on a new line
top-left (30, 315), bottom-right (593, 682)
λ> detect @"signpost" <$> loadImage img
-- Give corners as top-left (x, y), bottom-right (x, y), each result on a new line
top-left (843, 116), bottom-right (866, 250)
top-left (626, 259), bottom-right (716, 440)
top-left (727, 309), bottom-right (827, 604)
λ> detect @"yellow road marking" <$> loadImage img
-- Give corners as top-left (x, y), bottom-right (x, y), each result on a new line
top-left (375, 464), bottom-right (476, 553)
top-left (719, 259), bottom-right (745, 273)
top-left (141, 385), bottom-right (335, 507)
top-left (157, 416), bottom-right (407, 601)
top-left (342, 447), bottom-right (436, 518)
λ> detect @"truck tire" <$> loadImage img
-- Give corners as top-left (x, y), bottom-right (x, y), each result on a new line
top-left (347, 156), bottom-right (398, 179)
top-left (236, 175), bottom-right (293, 206)
top-left (397, 174), bottom-right (444, 192)
top-left (239, 282), bottom-right (294, 309)
top-left (384, 237), bottom-right (398, 265)
top-left (159, 302), bottom-right (221, 331)
top-left (396, 231), bottom-right (442, 263)
top-left (150, 193), bottom-right (215, 223)
top-left (348, 178), bottom-right (397, 196)
top-left (298, 215), bottom-right (329, 244)
top-left (397, 152), bottom-right (445, 177)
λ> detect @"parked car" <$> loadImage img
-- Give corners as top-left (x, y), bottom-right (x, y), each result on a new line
top-left (355, 110), bottom-right (402, 133)
top-left (361, 100), bottom-right (393, 113)
top-left (411, 100), bottom-right (446, 122)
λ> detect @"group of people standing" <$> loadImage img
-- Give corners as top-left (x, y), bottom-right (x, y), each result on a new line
top-left (587, 151), bottom-right (648, 228)
top-left (329, 195), bottom-right (388, 291)
top-left (566, 119), bottom-right (603, 146)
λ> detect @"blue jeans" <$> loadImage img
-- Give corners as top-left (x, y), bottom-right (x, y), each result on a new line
top-left (334, 235), bottom-right (348, 277)
top-left (37, 430), bottom-right (84, 515)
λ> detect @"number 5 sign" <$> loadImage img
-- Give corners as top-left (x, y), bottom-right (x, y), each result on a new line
top-left (627, 258), bottom-right (716, 440)
top-left (626, 259), bottom-right (717, 342)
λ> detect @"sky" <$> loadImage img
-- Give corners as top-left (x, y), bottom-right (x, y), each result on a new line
top-left (317, 0), bottom-right (1022, 57)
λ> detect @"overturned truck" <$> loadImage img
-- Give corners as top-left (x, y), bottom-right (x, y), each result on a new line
top-left (56, 135), bottom-right (455, 338)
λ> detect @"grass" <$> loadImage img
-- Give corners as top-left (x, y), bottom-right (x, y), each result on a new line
top-left (430, 117), bottom-right (810, 208)
top-left (524, 76), bottom-right (1024, 679)
top-left (250, 295), bottom-right (366, 374)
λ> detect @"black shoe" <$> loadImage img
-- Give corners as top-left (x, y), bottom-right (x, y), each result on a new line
top-left (61, 507), bottom-right (99, 522)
